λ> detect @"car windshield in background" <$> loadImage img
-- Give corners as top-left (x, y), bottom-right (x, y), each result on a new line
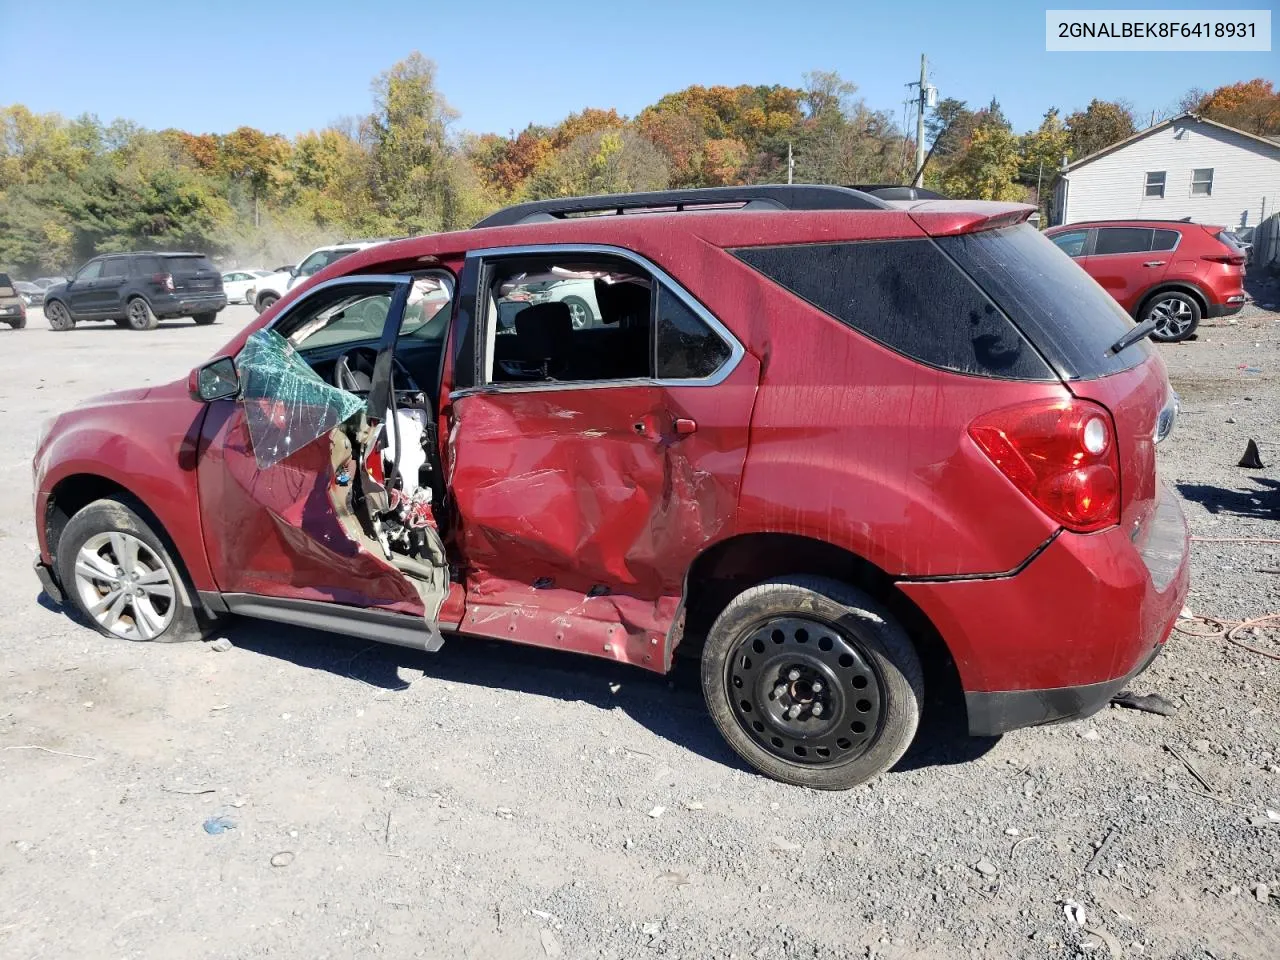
top-left (166, 256), bottom-right (215, 275)
top-left (937, 224), bottom-right (1151, 380)
top-left (298, 248), bottom-right (358, 277)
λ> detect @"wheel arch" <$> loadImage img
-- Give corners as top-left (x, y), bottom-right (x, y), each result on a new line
top-left (1136, 282), bottom-right (1208, 318)
top-left (677, 532), bottom-right (965, 718)
top-left (45, 473), bottom-right (208, 612)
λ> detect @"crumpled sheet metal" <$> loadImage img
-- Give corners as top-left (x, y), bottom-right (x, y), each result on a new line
top-left (196, 404), bottom-right (425, 613)
top-left (238, 329), bottom-right (365, 470)
top-left (445, 370), bottom-right (757, 671)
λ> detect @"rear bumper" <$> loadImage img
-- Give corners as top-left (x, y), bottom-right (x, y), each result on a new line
top-left (153, 294), bottom-right (227, 317)
top-left (965, 642), bottom-right (1163, 736)
top-left (1206, 300), bottom-right (1243, 319)
top-left (898, 482), bottom-right (1190, 735)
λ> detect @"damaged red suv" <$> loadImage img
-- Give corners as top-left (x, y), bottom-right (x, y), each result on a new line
top-left (32, 186), bottom-right (1189, 789)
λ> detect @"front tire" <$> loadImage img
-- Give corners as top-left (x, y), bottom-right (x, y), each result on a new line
top-left (562, 295), bottom-right (594, 330)
top-left (46, 301), bottom-right (75, 331)
top-left (1144, 291), bottom-right (1201, 342)
top-left (701, 576), bottom-right (923, 790)
top-left (255, 293), bottom-right (278, 314)
top-left (192, 312), bottom-right (217, 326)
top-left (125, 297), bottom-right (159, 331)
top-left (56, 498), bottom-right (208, 643)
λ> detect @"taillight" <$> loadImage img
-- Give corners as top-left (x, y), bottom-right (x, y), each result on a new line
top-left (152, 272), bottom-right (175, 291)
top-left (969, 398), bottom-right (1121, 533)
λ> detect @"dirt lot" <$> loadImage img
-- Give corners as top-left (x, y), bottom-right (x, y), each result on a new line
top-left (1, 294), bottom-right (1277, 960)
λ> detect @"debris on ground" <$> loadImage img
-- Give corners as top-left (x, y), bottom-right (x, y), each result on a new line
top-left (202, 816), bottom-right (236, 836)
top-left (207, 637), bottom-right (233, 652)
top-left (1238, 438), bottom-right (1265, 468)
top-left (269, 851), bottom-right (295, 867)
top-left (1063, 901), bottom-right (1087, 926)
top-left (1110, 690), bottom-right (1178, 716)
top-left (647, 805), bottom-right (665, 819)
top-left (974, 859), bottom-right (998, 877)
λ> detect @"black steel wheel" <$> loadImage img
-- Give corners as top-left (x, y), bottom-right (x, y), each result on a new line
top-left (702, 576), bottom-right (923, 790)
top-left (727, 616), bottom-right (883, 765)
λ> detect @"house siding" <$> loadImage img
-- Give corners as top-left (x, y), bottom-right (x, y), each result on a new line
top-left (1057, 118), bottom-right (1280, 230)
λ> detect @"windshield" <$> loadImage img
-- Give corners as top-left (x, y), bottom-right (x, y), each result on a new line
top-left (298, 247), bottom-right (359, 277)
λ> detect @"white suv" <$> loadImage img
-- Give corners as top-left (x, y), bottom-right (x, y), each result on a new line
top-left (247, 240), bottom-right (387, 314)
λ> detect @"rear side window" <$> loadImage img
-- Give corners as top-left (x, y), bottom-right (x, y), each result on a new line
top-left (732, 239), bottom-right (1052, 381)
top-left (136, 256), bottom-right (162, 275)
top-left (937, 224), bottom-right (1150, 380)
top-left (1151, 229), bottom-right (1180, 252)
top-left (103, 259), bottom-right (129, 278)
top-left (165, 256), bottom-right (215, 275)
top-left (655, 286), bottom-right (732, 380)
top-left (1095, 228), bottom-right (1152, 255)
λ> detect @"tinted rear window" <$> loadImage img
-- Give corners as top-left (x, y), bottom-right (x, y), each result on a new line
top-left (1151, 229), bottom-right (1180, 252)
top-left (732, 239), bottom-right (1053, 381)
top-left (936, 224), bottom-right (1150, 380)
top-left (165, 255), bottom-right (215, 275)
top-left (0, 273), bottom-right (12, 287)
top-left (1094, 228), bottom-right (1152, 255)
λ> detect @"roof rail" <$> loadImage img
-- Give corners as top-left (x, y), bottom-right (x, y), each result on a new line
top-left (472, 184), bottom-right (890, 228)
top-left (846, 184), bottom-right (947, 201)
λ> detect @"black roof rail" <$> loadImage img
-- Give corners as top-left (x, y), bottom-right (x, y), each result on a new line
top-left (472, 184), bottom-right (890, 228)
top-left (846, 184), bottom-right (948, 200)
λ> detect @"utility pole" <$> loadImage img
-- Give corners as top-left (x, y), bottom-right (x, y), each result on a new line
top-left (914, 55), bottom-right (927, 187)
top-left (787, 142), bottom-right (794, 184)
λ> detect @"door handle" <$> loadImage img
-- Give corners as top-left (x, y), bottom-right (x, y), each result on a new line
top-left (1142, 261), bottom-right (1166, 267)
top-left (672, 417), bottom-right (697, 437)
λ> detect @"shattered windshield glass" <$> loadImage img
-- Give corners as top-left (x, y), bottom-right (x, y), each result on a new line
top-left (238, 328), bottom-right (365, 469)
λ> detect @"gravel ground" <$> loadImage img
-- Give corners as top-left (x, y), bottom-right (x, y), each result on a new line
top-left (0, 292), bottom-right (1277, 960)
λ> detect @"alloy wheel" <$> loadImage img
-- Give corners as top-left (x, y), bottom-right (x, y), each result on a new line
top-left (73, 532), bottom-right (175, 640)
top-left (1148, 298), bottom-right (1194, 340)
top-left (128, 300), bottom-right (151, 329)
top-left (566, 300), bottom-right (590, 330)
top-left (726, 616), bottom-right (883, 765)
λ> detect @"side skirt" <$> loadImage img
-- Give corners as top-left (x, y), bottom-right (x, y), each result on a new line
top-left (202, 592), bottom-right (444, 652)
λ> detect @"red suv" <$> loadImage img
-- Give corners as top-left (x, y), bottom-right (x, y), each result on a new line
top-left (1045, 219), bottom-right (1247, 342)
top-left (32, 186), bottom-right (1189, 790)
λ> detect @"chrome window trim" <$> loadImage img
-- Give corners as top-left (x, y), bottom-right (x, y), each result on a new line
top-left (1089, 227), bottom-right (1183, 259)
top-left (451, 242), bottom-right (745, 399)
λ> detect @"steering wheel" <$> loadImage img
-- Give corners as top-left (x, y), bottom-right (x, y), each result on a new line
top-left (333, 347), bottom-right (420, 395)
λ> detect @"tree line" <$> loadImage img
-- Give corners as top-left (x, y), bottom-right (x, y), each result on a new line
top-left (1, 52), bottom-right (1275, 275)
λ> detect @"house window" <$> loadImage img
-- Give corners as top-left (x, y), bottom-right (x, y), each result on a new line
top-left (1144, 171), bottom-right (1166, 198)
top-left (1191, 168), bottom-right (1214, 196)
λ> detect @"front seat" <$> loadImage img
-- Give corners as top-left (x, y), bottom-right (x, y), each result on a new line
top-left (514, 302), bottom-right (574, 380)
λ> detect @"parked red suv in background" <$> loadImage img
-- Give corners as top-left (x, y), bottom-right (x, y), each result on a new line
top-left (32, 186), bottom-right (1189, 790)
top-left (1045, 219), bottom-right (1247, 342)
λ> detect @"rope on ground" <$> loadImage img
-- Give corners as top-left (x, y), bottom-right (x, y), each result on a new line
top-left (1175, 612), bottom-right (1280, 661)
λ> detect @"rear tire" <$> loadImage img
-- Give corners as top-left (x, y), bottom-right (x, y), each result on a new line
top-left (8, 316), bottom-right (26, 329)
top-left (192, 312), bottom-right (217, 325)
top-left (1144, 291), bottom-right (1201, 343)
top-left (56, 497), bottom-right (210, 643)
top-left (125, 297), bottom-right (159, 331)
top-left (46, 301), bottom-right (75, 331)
top-left (255, 293), bottom-right (278, 314)
top-left (701, 576), bottom-right (923, 790)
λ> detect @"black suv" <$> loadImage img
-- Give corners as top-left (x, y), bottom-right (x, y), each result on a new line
top-left (43, 252), bottom-right (227, 331)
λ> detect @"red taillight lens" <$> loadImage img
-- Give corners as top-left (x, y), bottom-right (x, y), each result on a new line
top-left (1201, 253), bottom-right (1246, 265)
top-left (152, 272), bottom-right (174, 291)
top-left (969, 398), bottom-right (1121, 532)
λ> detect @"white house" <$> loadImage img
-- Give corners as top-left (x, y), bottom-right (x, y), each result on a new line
top-left (1051, 113), bottom-right (1280, 231)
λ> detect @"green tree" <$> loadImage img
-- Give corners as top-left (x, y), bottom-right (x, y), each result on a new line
top-left (1065, 99), bottom-right (1136, 159)
top-left (521, 129), bottom-right (669, 199)
top-left (1018, 108), bottom-right (1070, 212)
top-left (367, 52), bottom-right (462, 232)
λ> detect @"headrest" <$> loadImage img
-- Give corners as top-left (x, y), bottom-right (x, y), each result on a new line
top-left (514, 301), bottom-right (573, 361)
top-left (594, 278), bottom-right (650, 325)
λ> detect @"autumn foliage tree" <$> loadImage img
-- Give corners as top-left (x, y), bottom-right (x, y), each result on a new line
top-left (1187, 78), bottom-right (1280, 135)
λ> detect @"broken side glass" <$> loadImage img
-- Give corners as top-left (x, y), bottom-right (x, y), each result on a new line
top-left (237, 328), bottom-right (366, 469)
